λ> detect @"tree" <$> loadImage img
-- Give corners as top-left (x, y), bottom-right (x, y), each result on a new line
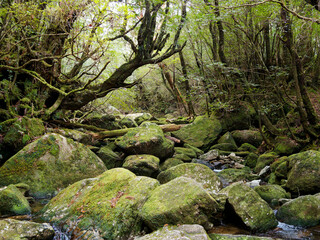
top-left (0, 0), bottom-right (187, 121)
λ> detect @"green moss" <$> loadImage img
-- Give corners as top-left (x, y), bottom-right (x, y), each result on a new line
top-left (210, 143), bottom-right (238, 152)
top-left (41, 168), bottom-right (159, 239)
top-left (276, 195), bottom-right (320, 227)
top-left (254, 185), bottom-right (289, 204)
top-left (140, 177), bottom-right (219, 230)
top-left (217, 168), bottom-right (252, 183)
top-left (172, 116), bottom-right (222, 151)
top-left (0, 185), bottom-right (31, 215)
top-left (174, 147), bottom-right (197, 159)
top-left (157, 163), bottom-right (222, 194)
top-left (160, 158), bottom-right (184, 171)
top-left (0, 133), bottom-right (106, 198)
top-left (254, 152), bottom-right (278, 173)
top-left (123, 154), bottom-right (160, 177)
top-left (245, 153), bottom-right (259, 168)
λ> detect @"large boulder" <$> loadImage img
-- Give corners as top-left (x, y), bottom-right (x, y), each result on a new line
top-left (254, 152), bottom-right (278, 173)
top-left (123, 154), bottom-right (160, 177)
top-left (285, 150), bottom-right (320, 194)
top-left (115, 122), bottom-right (174, 159)
top-left (0, 184), bottom-right (31, 216)
top-left (41, 168), bottom-right (159, 240)
top-left (96, 145), bottom-right (123, 169)
top-left (160, 158), bottom-right (184, 171)
top-left (135, 224), bottom-right (210, 240)
top-left (219, 182), bottom-right (277, 232)
top-left (274, 136), bottom-right (300, 156)
top-left (276, 195), bottom-right (320, 227)
top-left (217, 168), bottom-right (253, 184)
top-left (0, 219), bottom-right (54, 240)
top-left (172, 116), bottom-right (222, 151)
top-left (157, 163), bottom-right (222, 194)
top-left (0, 133), bottom-right (107, 198)
top-left (140, 177), bottom-right (220, 231)
top-left (83, 112), bottom-right (120, 130)
top-left (1, 117), bottom-right (45, 163)
top-left (254, 184), bottom-right (290, 204)
top-left (215, 101), bottom-right (256, 131)
top-left (231, 130), bottom-right (263, 148)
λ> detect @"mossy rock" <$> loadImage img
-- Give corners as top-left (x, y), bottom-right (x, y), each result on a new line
top-left (216, 101), bottom-right (256, 132)
top-left (267, 173), bottom-right (281, 185)
top-left (219, 182), bottom-right (277, 232)
top-left (274, 161), bottom-right (288, 179)
top-left (244, 153), bottom-right (259, 168)
top-left (184, 144), bottom-right (204, 157)
top-left (276, 195), bottom-right (320, 227)
top-left (0, 184), bottom-right (31, 216)
top-left (174, 147), bottom-right (197, 159)
top-left (97, 145), bottom-right (123, 169)
top-left (285, 150), bottom-right (320, 194)
top-left (157, 163), bottom-right (222, 194)
top-left (115, 122), bottom-right (174, 160)
top-left (0, 219), bottom-right (54, 240)
top-left (254, 184), bottom-right (290, 204)
top-left (274, 136), bottom-right (300, 156)
top-left (217, 168), bottom-right (253, 184)
top-left (50, 128), bottom-right (94, 145)
top-left (140, 177), bottom-right (220, 231)
top-left (83, 113), bottom-right (119, 130)
top-left (0, 133), bottom-right (107, 198)
top-left (173, 153), bottom-right (192, 162)
top-left (135, 224), bottom-right (210, 240)
top-left (238, 143), bottom-right (257, 153)
top-left (210, 143), bottom-right (238, 152)
top-left (270, 157), bottom-right (288, 173)
top-left (123, 154), bottom-right (160, 177)
top-left (172, 116), bottom-right (222, 151)
top-left (41, 168), bottom-right (159, 239)
top-left (135, 113), bottom-right (153, 125)
top-left (231, 130), bottom-right (263, 148)
top-left (254, 152), bottom-right (278, 173)
top-left (160, 158), bottom-right (184, 171)
top-left (218, 132), bottom-right (237, 147)
top-left (119, 117), bottom-right (138, 128)
top-left (2, 117), bottom-right (45, 152)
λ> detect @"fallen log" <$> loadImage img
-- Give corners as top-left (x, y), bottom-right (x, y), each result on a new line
top-left (96, 124), bottom-right (185, 139)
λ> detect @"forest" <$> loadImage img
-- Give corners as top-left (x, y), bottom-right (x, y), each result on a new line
top-left (1, 0), bottom-right (320, 239)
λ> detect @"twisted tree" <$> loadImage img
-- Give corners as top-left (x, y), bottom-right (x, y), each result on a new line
top-left (0, 0), bottom-right (187, 121)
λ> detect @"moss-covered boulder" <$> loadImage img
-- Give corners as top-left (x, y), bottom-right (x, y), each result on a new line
top-left (285, 150), bottom-right (320, 194)
top-left (254, 152), bottom-right (278, 173)
top-left (238, 143), bottom-right (257, 153)
top-left (276, 195), bottom-right (320, 227)
top-left (216, 101), bottom-right (256, 132)
top-left (135, 224), bottom-right (210, 240)
top-left (115, 122), bottom-right (174, 160)
top-left (49, 128), bottom-right (95, 145)
top-left (0, 133), bottom-right (107, 198)
top-left (83, 112), bottom-right (120, 130)
top-left (140, 177), bottom-right (220, 231)
top-left (274, 136), bottom-right (300, 156)
top-left (184, 144), bottom-right (204, 156)
top-left (254, 185), bottom-right (290, 204)
top-left (172, 116), bottom-right (222, 151)
top-left (119, 117), bottom-right (138, 128)
top-left (244, 153), bottom-right (259, 168)
top-left (231, 130), bottom-right (263, 148)
top-left (174, 147), bottom-right (197, 159)
top-left (219, 182), bottom-right (277, 232)
top-left (135, 113), bottom-right (153, 125)
top-left (217, 168), bottom-right (253, 184)
top-left (173, 153), bottom-right (192, 162)
top-left (160, 158), bottom-right (184, 171)
top-left (218, 132), bottom-right (237, 147)
top-left (97, 145), bottom-right (123, 169)
top-left (210, 143), bottom-right (238, 152)
top-left (1, 117), bottom-right (45, 162)
top-left (0, 219), bottom-right (54, 240)
top-left (157, 163), bottom-right (222, 194)
top-left (123, 154), bottom-right (160, 177)
top-left (0, 184), bottom-right (31, 216)
top-left (41, 168), bottom-right (159, 239)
